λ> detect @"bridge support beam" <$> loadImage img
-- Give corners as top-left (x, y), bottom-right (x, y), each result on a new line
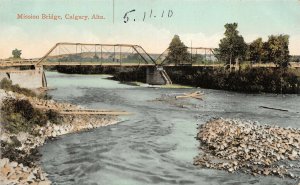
top-left (146, 66), bottom-right (172, 85)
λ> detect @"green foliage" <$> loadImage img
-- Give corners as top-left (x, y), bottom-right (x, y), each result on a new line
top-left (165, 35), bottom-right (190, 65)
top-left (266, 34), bottom-right (290, 68)
top-left (1, 98), bottom-right (45, 133)
top-left (12, 48), bottom-right (22, 59)
top-left (261, 42), bottom-right (270, 63)
top-left (0, 78), bottom-right (37, 97)
top-left (248, 38), bottom-right (264, 63)
top-left (1, 139), bottom-right (39, 167)
top-left (165, 67), bottom-right (300, 94)
top-left (215, 23), bottom-right (247, 65)
top-left (247, 34), bottom-right (291, 68)
top-left (1, 98), bottom-right (61, 134)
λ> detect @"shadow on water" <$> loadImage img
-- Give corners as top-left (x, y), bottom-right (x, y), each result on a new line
top-left (40, 72), bottom-right (300, 185)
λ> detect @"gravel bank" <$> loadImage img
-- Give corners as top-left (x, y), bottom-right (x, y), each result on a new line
top-left (195, 118), bottom-right (300, 180)
top-left (0, 89), bottom-right (119, 184)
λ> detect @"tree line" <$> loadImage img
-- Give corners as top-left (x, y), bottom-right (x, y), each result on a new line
top-left (215, 22), bottom-right (290, 68)
top-left (166, 22), bottom-right (293, 68)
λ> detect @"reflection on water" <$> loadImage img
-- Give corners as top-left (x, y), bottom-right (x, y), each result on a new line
top-left (40, 72), bottom-right (300, 185)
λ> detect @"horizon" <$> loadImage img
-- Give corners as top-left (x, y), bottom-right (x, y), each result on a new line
top-left (1, 0), bottom-right (300, 59)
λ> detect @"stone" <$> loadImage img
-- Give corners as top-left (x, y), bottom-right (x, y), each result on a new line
top-left (27, 172), bottom-right (36, 183)
top-left (195, 118), bottom-right (300, 179)
top-left (18, 163), bottom-right (24, 169)
top-left (17, 132), bottom-right (29, 143)
top-left (9, 161), bottom-right (18, 168)
top-left (17, 172), bottom-right (29, 181)
top-left (1, 164), bottom-right (12, 176)
top-left (0, 158), bottom-right (9, 168)
top-left (8, 173), bottom-right (17, 180)
top-left (22, 166), bottom-right (29, 172)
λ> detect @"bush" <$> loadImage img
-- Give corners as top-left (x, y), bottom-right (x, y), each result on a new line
top-left (0, 98), bottom-right (55, 133)
top-left (1, 140), bottom-right (39, 167)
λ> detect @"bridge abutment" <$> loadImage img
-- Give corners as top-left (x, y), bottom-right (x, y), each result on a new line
top-left (146, 66), bottom-right (172, 85)
top-left (0, 66), bottom-right (47, 89)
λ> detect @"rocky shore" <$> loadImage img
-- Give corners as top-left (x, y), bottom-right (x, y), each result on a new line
top-left (195, 118), bottom-right (300, 180)
top-left (0, 89), bottom-right (119, 184)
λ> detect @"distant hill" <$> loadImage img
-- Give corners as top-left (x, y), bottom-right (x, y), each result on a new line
top-left (47, 52), bottom-right (163, 62)
top-left (291, 55), bottom-right (300, 62)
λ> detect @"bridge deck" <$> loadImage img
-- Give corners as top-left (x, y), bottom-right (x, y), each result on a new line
top-left (1, 60), bottom-right (299, 68)
top-left (0, 61), bottom-right (156, 67)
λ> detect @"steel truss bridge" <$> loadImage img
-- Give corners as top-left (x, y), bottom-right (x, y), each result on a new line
top-left (157, 46), bottom-right (217, 66)
top-left (0, 42), bottom-right (217, 67)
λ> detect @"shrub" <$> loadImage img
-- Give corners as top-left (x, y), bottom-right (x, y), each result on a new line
top-left (1, 98), bottom-right (50, 133)
top-left (1, 140), bottom-right (39, 167)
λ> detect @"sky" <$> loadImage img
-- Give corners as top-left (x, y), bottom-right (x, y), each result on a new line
top-left (0, 0), bottom-right (300, 58)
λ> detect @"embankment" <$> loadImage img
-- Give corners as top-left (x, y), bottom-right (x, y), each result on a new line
top-left (165, 66), bottom-right (300, 94)
top-left (54, 65), bottom-right (148, 83)
top-left (53, 65), bottom-right (300, 94)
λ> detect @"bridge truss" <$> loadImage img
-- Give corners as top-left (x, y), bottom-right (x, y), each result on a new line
top-left (0, 43), bottom-right (219, 68)
top-left (156, 46), bottom-right (217, 66)
top-left (36, 42), bottom-right (156, 66)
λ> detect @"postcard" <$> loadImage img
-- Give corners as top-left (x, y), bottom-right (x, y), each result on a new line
top-left (0, 0), bottom-right (299, 185)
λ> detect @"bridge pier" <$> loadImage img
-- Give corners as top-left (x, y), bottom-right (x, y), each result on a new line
top-left (146, 66), bottom-right (172, 85)
top-left (0, 66), bottom-right (47, 89)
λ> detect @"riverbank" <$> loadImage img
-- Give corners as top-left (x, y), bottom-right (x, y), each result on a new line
top-left (52, 65), bottom-right (300, 94)
top-left (165, 67), bottom-right (300, 94)
top-left (0, 89), bottom-right (119, 184)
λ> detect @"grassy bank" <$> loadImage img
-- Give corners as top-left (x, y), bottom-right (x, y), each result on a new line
top-left (165, 66), bottom-right (300, 94)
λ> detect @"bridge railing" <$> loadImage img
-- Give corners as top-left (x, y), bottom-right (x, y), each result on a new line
top-left (0, 59), bottom-right (38, 66)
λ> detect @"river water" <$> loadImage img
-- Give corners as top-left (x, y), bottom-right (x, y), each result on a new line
top-left (40, 72), bottom-right (300, 185)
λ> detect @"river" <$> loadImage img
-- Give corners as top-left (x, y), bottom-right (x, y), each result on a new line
top-left (40, 71), bottom-right (300, 185)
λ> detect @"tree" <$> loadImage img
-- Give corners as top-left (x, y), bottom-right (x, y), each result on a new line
top-left (215, 23), bottom-right (247, 69)
top-left (248, 38), bottom-right (263, 63)
top-left (266, 34), bottom-right (290, 68)
top-left (261, 42), bottom-right (270, 63)
top-left (12, 48), bottom-right (22, 59)
top-left (165, 35), bottom-right (190, 65)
